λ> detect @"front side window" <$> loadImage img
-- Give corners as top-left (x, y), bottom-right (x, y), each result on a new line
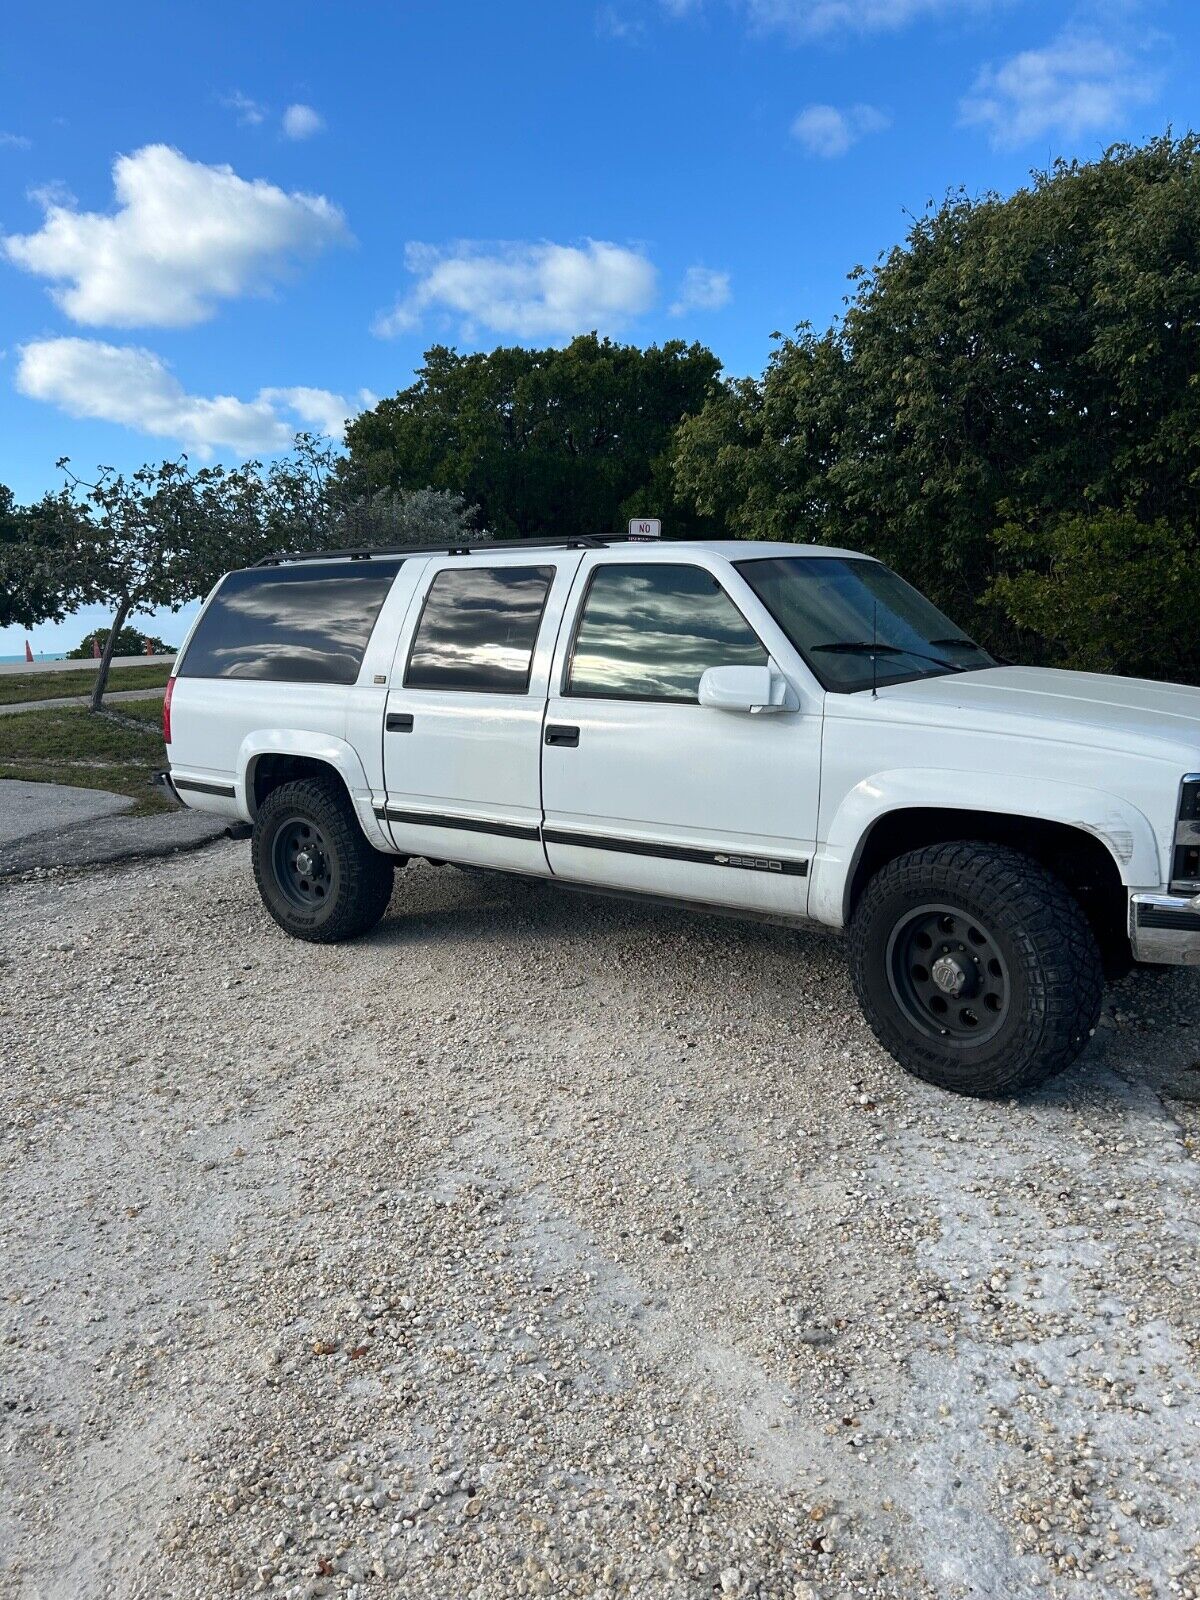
top-left (736, 556), bottom-right (996, 693)
top-left (567, 563), bottom-right (767, 702)
top-left (405, 565), bottom-right (555, 693)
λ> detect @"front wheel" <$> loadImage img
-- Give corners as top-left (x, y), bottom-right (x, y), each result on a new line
top-left (252, 778), bottom-right (395, 943)
top-left (849, 842), bottom-right (1104, 1097)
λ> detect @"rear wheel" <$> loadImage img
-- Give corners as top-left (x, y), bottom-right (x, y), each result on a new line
top-left (252, 778), bottom-right (394, 943)
top-left (849, 842), bottom-right (1104, 1097)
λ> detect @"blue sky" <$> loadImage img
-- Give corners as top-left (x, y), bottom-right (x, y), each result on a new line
top-left (1, 0), bottom-right (1195, 654)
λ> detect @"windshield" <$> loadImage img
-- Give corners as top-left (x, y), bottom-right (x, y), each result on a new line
top-left (735, 556), bottom-right (997, 693)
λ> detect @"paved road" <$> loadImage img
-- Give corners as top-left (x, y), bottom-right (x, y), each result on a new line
top-left (0, 778), bottom-right (132, 844)
top-left (0, 653), bottom-right (174, 678)
top-left (0, 778), bottom-right (227, 874)
top-left (0, 688), bottom-right (165, 717)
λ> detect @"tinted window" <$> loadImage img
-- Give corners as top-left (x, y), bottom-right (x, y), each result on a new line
top-left (405, 565), bottom-right (555, 693)
top-left (568, 563), bottom-right (767, 701)
top-left (179, 560), bottom-right (403, 684)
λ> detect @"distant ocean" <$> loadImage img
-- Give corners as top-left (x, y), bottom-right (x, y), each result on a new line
top-left (0, 652), bottom-right (69, 663)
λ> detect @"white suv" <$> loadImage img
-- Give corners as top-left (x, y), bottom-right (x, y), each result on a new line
top-left (164, 535), bottom-right (1200, 1097)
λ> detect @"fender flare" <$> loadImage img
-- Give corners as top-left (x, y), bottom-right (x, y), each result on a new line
top-left (809, 768), bottom-right (1161, 928)
top-left (235, 730), bottom-right (392, 852)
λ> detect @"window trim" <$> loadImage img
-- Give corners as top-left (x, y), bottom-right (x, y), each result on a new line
top-left (402, 562), bottom-right (557, 697)
top-left (562, 559), bottom-right (770, 705)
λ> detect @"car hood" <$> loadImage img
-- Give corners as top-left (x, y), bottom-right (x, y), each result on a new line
top-left (871, 665), bottom-right (1200, 765)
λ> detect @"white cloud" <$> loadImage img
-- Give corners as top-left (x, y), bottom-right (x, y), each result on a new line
top-left (596, 5), bottom-right (645, 41)
top-left (282, 103), bottom-right (324, 140)
top-left (1, 131), bottom-right (32, 150)
top-left (1, 144), bottom-right (346, 328)
top-left (222, 90), bottom-right (267, 126)
top-left (669, 265), bottom-right (732, 315)
top-left (374, 240), bottom-right (658, 341)
top-left (15, 337), bottom-right (368, 454)
top-left (791, 102), bottom-right (890, 157)
top-left (664, 0), bottom-right (983, 37)
top-left (960, 30), bottom-right (1158, 148)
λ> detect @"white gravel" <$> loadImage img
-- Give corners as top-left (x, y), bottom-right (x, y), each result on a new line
top-left (1, 843), bottom-right (1198, 1600)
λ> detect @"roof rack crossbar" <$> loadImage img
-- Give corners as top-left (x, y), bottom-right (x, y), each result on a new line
top-left (252, 533), bottom-right (629, 567)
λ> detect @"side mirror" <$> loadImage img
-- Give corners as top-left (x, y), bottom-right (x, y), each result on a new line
top-left (698, 662), bottom-right (797, 715)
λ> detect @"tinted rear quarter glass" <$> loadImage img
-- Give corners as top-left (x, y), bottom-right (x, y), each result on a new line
top-left (405, 565), bottom-right (556, 693)
top-left (178, 560), bottom-right (404, 684)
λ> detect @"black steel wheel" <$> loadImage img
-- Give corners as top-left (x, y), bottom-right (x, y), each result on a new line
top-left (270, 815), bottom-right (338, 910)
top-left (849, 842), bottom-right (1104, 1097)
top-left (885, 902), bottom-right (1010, 1044)
top-left (252, 777), bottom-right (395, 943)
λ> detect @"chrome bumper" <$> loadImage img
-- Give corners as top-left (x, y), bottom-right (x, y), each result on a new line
top-left (1129, 891), bottom-right (1200, 966)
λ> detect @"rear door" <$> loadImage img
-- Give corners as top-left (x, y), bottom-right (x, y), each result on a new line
top-left (541, 552), bottom-right (822, 915)
top-left (381, 553), bottom-right (580, 873)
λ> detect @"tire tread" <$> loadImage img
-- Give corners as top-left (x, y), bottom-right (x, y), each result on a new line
top-left (252, 778), bottom-right (394, 944)
top-left (849, 842), bottom-right (1104, 1096)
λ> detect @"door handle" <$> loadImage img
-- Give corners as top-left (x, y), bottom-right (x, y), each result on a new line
top-left (545, 724), bottom-right (580, 748)
top-left (386, 712), bottom-right (414, 733)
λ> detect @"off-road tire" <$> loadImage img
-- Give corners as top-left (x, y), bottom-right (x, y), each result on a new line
top-left (849, 842), bottom-right (1104, 1097)
top-left (252, 778), bottom-right (394, 943)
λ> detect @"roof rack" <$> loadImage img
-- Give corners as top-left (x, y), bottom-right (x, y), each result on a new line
top-left (252, 533), bottom-right (625, 567)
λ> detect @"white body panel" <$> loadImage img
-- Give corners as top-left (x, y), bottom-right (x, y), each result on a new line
top-left (167, 539), bottom-right (1200, 953)
top-left (539, 548), bottom-right (820, 913)
top-left (380, 554), bottom-right (582, 873)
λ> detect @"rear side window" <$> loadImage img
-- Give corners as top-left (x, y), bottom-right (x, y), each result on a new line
top-left (567, 563), bottom-right (767, 701)
top-left (405, 565), bottom-right (555, 693)
top-left (178, 560), bottom-right (403, 684)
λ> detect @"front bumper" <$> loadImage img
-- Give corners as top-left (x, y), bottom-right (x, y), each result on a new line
top-left (1129, 892), bottom-right (1200, 966)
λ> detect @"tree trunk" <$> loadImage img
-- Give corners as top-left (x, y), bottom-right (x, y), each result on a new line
top-left (89, 594), bottom-right (132, 713)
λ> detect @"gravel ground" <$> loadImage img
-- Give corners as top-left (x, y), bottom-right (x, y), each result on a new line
top-left (2, 843), bottom-right (1198, 1600)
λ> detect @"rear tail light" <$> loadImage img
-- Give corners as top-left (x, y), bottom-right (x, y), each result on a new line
top-left (162, 675), bottom-right (175, 745)
top-left (1170, 775), bottom-right (1200, 892)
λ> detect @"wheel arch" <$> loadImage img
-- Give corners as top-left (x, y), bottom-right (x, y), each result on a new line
top-left (837, 805), bottom-right (1140, 978)
top-left (237, 731), bottom-right (392, 853)
top-left (811, 770), bottom-right (1159, 974)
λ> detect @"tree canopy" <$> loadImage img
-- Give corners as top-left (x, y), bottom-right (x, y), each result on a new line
top-left (344, 333), bottom-right (722, 540)
top-left (674, 133), bottom-right (1200, 679)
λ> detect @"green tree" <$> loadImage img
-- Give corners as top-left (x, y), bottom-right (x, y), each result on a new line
top-left (67, 626), bottom-right (175, 660)
top-left (55, 455), bottom-right (269, 710)
top-left (987, 511), bottom-right (1200, 679)
top-left (260, 433), bottom-right (478, 551)
top-left (0, 484), bottom-right (93, 630)
top-left (345, 333), bottom-right (722, 541)
top-left (674, 133), bottom-right (1200, 678)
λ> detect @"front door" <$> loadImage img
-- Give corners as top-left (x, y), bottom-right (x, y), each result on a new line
top-left (541, 556), bottom-right (822, 915)
top-left (382, 555), bottom-right (579, 873)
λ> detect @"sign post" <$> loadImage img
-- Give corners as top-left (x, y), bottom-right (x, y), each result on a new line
top-left (627, 517), bottom-right (662, 540)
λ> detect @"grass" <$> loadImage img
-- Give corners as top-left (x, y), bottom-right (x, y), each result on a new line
top-left (0, 662), bottom-right (173, 706)
top-left (0, 701), bottom-right (172, 814)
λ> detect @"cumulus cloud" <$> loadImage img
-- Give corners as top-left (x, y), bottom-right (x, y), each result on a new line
top-left (791, 102), bottom-right (890, 157)
top-left (664, 0), bottom-right (982, 37)
top-left (1, 144), bottom-right (346, 327)
top-left (960, 30), bottom-right (1159, 148)
top-left (1, 131), bottom-right (32, 150)
top-left (282, 103), bottom-right (324, 140)
top-left (669, 265), bottom-right (732, 315)
top-left (15, 337), bottom-right (368, 454)
top-left (374, 240), bottom-right (658, 341)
